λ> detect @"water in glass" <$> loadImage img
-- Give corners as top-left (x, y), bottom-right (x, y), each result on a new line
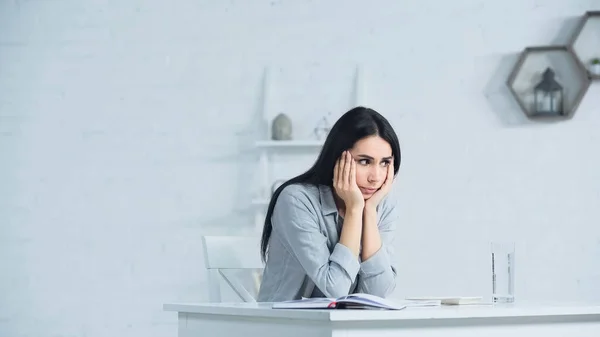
top-left (491, 242), bottom-right (515, 303)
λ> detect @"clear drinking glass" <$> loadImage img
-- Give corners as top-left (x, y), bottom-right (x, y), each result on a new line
top-left (491, 242), bottom-right (515, 303)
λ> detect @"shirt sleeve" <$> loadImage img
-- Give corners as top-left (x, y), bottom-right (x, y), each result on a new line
top-left (271, 185), bottom-right (360, 298)
top-left (355, 196), bottom-right (398, 297)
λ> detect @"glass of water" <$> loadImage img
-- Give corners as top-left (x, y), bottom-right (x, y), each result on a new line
top-left (491, 241), bottom-right (515, 303)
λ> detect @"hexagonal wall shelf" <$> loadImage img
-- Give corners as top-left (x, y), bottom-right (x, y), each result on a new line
top-left (507, 45), bottom-right (591, 120)
top-left (569, 11), bottom-right (600, 80)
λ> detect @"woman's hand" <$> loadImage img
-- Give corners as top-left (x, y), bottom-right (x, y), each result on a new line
top-left (333, 151), bottom-right (365, 211)
top-left (365, 158), bottom-right (395, 210)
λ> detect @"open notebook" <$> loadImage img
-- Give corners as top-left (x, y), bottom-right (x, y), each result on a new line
top-left (272, 293), bottom-right (440, 310)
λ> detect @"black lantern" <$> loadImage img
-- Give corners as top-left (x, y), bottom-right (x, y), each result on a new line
top-left (534, 68), bottom-right (564, 116)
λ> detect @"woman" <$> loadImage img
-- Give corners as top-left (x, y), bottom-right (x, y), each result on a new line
top-left (257, 106), bottom-right (401, 302)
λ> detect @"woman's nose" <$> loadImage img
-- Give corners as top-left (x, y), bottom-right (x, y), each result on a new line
top-left (367, 167), bottom-right (383, 183)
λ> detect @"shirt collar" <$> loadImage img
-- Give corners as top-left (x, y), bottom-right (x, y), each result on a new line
top-left (318, 184), bottom-right (338, 216)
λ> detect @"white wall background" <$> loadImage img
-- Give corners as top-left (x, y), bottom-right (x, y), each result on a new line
top-left (1, 0), bottom-right (600, 336)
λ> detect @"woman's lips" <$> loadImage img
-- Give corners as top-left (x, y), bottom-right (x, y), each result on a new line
top-left (360, 187), bottom-right (378, 194)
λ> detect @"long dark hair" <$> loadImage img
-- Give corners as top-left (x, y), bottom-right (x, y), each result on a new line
top-left (260, 106), bottom-right (401, 261)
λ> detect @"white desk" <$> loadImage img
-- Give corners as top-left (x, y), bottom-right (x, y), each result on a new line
top-left (163, 301), bottom-right (600, 337)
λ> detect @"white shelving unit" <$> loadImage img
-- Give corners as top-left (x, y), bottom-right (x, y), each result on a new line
top-left (252, 65), bottom-right (366, 231)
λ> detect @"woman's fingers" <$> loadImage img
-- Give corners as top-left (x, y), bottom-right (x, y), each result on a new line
top-left (339, 153), bottom-right (345, 186)
top-left (350, 154), bottom-right (356, 187)
top-left (384, 160), bottom-right (394, 187)
top-left (333, 157), bottom-right (339, 186)
top-left (335, 151), bottom-right (358, 192)
top-left (337, 155), bottom-right (345, 186)
top-left (343, 151), bottom-right (351, 187)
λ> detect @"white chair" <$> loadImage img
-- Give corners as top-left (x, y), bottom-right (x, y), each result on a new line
top-left (201, 235), bottom-right (264, 303)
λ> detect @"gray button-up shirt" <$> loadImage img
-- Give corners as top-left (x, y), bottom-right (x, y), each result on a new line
top-left (257, 183), bottom-right (398, 302)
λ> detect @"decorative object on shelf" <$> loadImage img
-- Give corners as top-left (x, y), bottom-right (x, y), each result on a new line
top-left (313, 112), bottom-right (332, 140)
top-left (271, 113), bottom-right (293, 140)
top-left (271, 179), bottom-right (286, 195)
top-left (504, 10), bottom-right (600, 121)
top-left (590, 58), bottom-right (600, 76)
top-left (506, 45), bottom-right (591, 120)
top-left (568, 11), bottom-right (600, 80)
top-left (534, 68), bottom-right (564, 116)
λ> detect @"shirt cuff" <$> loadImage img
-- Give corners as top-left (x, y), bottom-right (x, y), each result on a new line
top-left (330, 242), bottom-right (360, 280)
top-left (359, 245), bottom-right (391, 277)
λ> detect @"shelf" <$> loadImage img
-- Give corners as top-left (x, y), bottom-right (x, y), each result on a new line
top-left (569, 11), bottom-right (600, 80)
top-left (255, 140), bottom-right (324, 148)
top-left (506, 45), bottom-right (591, 120)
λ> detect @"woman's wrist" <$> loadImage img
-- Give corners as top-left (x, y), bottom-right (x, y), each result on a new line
top-left (345, 205), bottom-right (364, 217)
top-left (363, 203), bottom-right (377, 215)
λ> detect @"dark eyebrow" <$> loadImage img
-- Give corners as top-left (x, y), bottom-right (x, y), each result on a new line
top-left (355, 154), bottom-right (393, 161)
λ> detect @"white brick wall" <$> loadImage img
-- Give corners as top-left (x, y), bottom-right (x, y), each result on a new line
top-left (1, 0), bottom-right (600, 336)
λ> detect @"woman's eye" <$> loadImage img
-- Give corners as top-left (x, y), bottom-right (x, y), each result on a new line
top-left (358, 159), bottom-right (369, 165)
top-left (381, 161), bottom-right (390, 166)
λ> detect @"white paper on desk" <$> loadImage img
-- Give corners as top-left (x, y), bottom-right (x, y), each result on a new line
top-left (405, 296), bottom-right (483, 306)
top-left (398, 299), bottom-right (442, 307)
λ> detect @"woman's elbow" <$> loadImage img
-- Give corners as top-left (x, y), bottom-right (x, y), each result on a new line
top-left (383, 278), bottom-right (397, 297)
top-left (361, 275), bottom-right (397, 298)
top-left (381, 271), bottom-right (398, 297)
top-left (322, 277), bottom-right (353, 298)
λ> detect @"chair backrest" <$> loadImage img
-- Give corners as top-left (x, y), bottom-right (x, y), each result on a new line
top-left (201, 235), bottom-right (264, 303)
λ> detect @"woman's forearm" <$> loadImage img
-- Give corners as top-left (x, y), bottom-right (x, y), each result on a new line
top-left (361, 205), bottom-right (382, 261)
top-left (339, 206), bottom-right (364, 257)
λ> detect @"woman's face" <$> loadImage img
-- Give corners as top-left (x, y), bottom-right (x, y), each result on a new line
top-left (349, 135), bottom-right (393, 199)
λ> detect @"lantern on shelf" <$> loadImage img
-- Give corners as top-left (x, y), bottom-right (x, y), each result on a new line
top-left (534, 67), bottom-right (564, 116)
